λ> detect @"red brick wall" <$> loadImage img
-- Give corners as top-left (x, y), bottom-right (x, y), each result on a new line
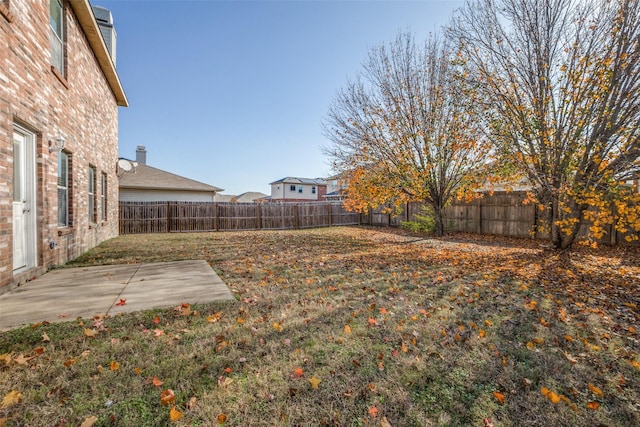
top-left (0, 0), bottom-right (120, 290)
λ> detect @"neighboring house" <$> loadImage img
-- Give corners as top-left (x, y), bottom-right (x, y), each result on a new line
top-left (0, 0), bottom-right (128, 291)
top-left (214, 194), bottom-right (236, 203)
top-left (118, 146), bottom-right (223, 202)
top-left (214, 192), bottom-right (267, 203)
top-left (324, 173), bottom-right (349, 202)
top-left (234, 191), bottom-right (268, 203)
top-left (269, 177), bottom-right (327, 202)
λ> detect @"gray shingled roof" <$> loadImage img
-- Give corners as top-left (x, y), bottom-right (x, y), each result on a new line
top-left (119, 163), bottom-right (223, 192)
top-left (269, 177), bottom-right (327, 185)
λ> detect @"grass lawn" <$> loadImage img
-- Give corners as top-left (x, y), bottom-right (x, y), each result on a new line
top-left (1, 226), bottom-right (639, 426)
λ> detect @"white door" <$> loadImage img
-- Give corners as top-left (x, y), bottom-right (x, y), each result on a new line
top-left (12, 128), bottom-right (36, 272)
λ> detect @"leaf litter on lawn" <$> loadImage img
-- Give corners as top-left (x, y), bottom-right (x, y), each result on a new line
top-left (0, 227), bottom-right (638, 426)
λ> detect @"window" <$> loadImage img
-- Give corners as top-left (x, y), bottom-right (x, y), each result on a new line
top-left (100, 172), bottom-right (107, 222)
top-left (290, 185), bottom-right (296, 192)
top-left (88, 166), bottom-right (96, 223)
top-left (49, 0), bottom-right (64, 74)
top-left (57, 151), bottom-right (69, 226)
top-left (312, 186), bottom-right (316, 194)
top-left (298, 185), bottom-right (303, 193)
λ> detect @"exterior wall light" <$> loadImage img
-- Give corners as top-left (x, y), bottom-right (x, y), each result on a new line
top-left (49, 135), bottom-right (65, 153)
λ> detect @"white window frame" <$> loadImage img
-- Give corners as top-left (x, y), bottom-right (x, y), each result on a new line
top-left (289, 185), bottom-right (296, 192)
top-left (49, 0), bottom-right (64, 74)
top-left (100, 172), bottom-right (107, 222)
top-left (88, 166), bottom-right (96, 224)
top-left (298, 185), bottom-right (303, 194)
top-left (57, 151), bottom-right (69, 226)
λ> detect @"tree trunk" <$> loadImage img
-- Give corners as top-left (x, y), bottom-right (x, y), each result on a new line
top-left (432, 202), bottom-right (445, 237)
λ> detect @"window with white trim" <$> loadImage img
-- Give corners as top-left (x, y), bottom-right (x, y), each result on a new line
top-left (100, 172), bottom-right (107, 222)
top-left (49, 0), bottom-right (64, 74)
top-left (312, 186), bottom-right (316, 194)
top-left (290, 185), bottom-right (296, 192)
top-left (57, 151), bottom-right (69, 226)
top-left (88, 166), bottom-right (96, 223)
top-left (298, 185), bottom-right (303, 193)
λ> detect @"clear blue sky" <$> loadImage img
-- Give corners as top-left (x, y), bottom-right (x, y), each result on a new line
top-left (96, 0), bottom-right (464, 195)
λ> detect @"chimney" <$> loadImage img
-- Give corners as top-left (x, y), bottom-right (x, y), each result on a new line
top-left (136, 145), bottom-right (147, 165)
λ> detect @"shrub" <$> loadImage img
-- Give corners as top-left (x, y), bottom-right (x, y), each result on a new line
top-left (400, 206), bottom-right (436, 234)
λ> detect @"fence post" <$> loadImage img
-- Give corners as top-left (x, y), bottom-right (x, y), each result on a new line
top-left (294, 204), bottom-right (299, 229)
top-left (327, 203), bottom-right (333, 227)
top-left (477, 197), bottom-right (482, 234)
top-left (214, 203), bottom-right (219, 231)
top-left (166, 202), bottom-right (171, 233)
top-left (257, 204), bottom-right (262, 230)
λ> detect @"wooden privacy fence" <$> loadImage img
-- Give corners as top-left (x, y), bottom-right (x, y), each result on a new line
top-left (120, 193), bottom-right (639, 246)
top-left (362, 191), bottom-right (640, 246)
top-left (119, 201), bottom-right (360, 234)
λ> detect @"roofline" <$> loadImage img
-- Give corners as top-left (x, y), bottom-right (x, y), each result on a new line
top-left (120, 185), bottom-right (224, 192)
top-left (69, 0), bottom-right (128, 107)
top-left (269, 177), bottom-right (328, 185)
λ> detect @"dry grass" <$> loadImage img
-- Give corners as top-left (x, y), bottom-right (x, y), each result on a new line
top-left (1, 226), bottom-right (639, 426)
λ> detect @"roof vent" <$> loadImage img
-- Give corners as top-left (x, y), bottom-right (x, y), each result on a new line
top-left (91, 5), bottom-right (117, 66)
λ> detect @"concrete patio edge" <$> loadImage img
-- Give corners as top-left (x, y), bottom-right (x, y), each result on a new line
top-left (0, 260), bottom-right (235, 331)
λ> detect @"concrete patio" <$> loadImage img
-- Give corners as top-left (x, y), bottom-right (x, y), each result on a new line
top-left (0, 260), bottom-right (235, 331)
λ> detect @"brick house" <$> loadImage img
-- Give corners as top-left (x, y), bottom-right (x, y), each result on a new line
top-left (0, 0), bottom-right (127, 291)
top-left (269, 177), bottom-right (327, 202)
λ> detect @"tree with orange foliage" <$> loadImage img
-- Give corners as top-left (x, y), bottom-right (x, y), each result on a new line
top-left (323, 33), bottom-right (491, 236)
top-left (450, 0), bottom-right (640, 249)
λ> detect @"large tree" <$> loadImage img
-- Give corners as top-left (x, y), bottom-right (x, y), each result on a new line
top-left (450, 0), bottom-right (640, 249)
top-left (323, 33), bottom-right (490, 236)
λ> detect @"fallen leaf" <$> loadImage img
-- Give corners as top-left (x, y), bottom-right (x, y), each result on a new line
top-left (587, 401), bottom-right (599, 410)
top-left (368, 406), bottom-right (378, 419)
top-left (169, 406), bottom-right (183, 421)
top-left (84, 328), bottom-right (98, 338)
top-left (110, 361), bottom-right (120, 371)
top-left (308, 376), bottom-right (321, 389)
top-left (541, 387), bottom-right (561, 404)
top-left (154, 329), bottom-right (165, 337)
top-left (152, 376), bottom-right (164, 387)
top-left (207, 312), bottom-right (223, 323)
top-left (293, 367), bottom-right (304, 378)
top-left (273, 322), bottom-right (283, 332)
top-left (483, 418), bottom-right (495, 427)
top-left (1, 390), bottom-right (22, 409)
top-left (524, 300), bottom-right (537, 310)
top-left (188, 397), bottom-right (197, 409)
top-left (564, 351), bottom-right (578, 364)
top-left (42, 332), bottom-right (51, 342)
top-left (492, 391), bottom-right (505, 404)
top-left (64, 357), bottom-right (76, 367)
top-left (380, 416), bottom-right (392, 427)
top-left (115, 299), bottom-right (127, 306)
top-left (134, 367), bottom-right (142, 375)
top-left (80, 415), bottom-right (98, 427)
top-left (217, 413), bottom-right (227, 424)
top-left (344, 324), bottom-right (352, 334)
top-left (588, 383), bottom-right (603, 396)
top-left (153, 316), bottom-right (160, 325)
top-left (0, 353), bottom-right (11, 365)
top-left (219, 377), bottom-right (233, 387)
top-left (13, 354), bottom-right (34, 365)
top-left (160, 389), bottom-right (176, 406)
